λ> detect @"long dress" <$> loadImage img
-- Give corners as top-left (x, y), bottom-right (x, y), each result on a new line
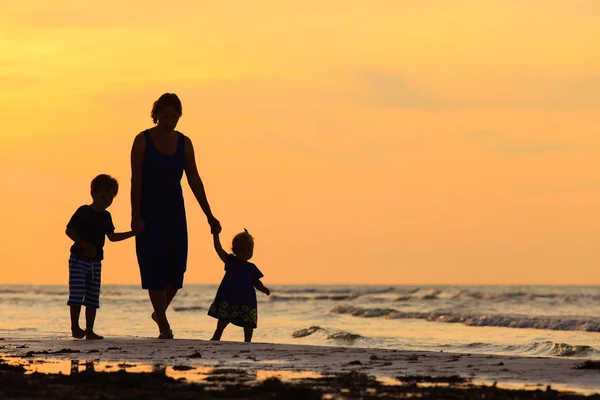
top-left (135, 129), bottom-right (188, 290)
top-left (208, 254), bottom-right (264, 328)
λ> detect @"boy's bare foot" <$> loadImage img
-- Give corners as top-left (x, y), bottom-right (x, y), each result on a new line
top-left (71, 327), bottom-right (86, 339)
top-left (86, 331), bottom-right (104, 340)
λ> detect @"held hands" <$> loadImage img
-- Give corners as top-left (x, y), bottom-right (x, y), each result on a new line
top-left (262, 287), bottom-right (271, 296)
top-left (208, 215), bottom-right (221, 234)
top-left (131, 217), bottom-right (145, 235)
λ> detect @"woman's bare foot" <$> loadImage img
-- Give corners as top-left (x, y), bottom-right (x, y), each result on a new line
top-left (71, 327), bottom-right (86, 339)
top-left (152, 312), bottom-right (173, 338)
top-left (86, 331), bottom-right (104, 340)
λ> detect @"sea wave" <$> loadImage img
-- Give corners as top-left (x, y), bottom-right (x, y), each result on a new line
top-left (270, 294), bottom-right (359, 302)
top-left (173, 306), bottom-right (203, 312)
top-left (462, 341), bottom-right (599, 358)
top-left (330, 305), bottom-right (600, 332)
top-left (292, 325), bottom-right (364, 341)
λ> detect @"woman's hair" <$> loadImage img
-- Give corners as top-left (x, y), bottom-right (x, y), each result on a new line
top-left (91, 174), bottom-right (119, 195)
top-left (232, 229), bottom-right (254, 251)
top-left (151, 93), bottom-right (182, 124)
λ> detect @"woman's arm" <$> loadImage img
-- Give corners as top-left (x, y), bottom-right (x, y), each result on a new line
top-left (183, 136), bottom-right (221, 233)
top-left (130, 133), bottom-right (145, 231)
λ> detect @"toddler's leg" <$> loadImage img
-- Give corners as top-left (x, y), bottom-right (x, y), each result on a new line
top-left (243, 327), bottom-right (254, 343)
top-left (210, 320), bottom-right (229, 341)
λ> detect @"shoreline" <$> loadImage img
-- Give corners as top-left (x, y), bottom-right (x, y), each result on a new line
top-left (1, 336), bottom-right (600, 397)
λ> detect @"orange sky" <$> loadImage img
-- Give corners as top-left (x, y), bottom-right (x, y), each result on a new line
top-left (1, 1), bottom-right (599, 285)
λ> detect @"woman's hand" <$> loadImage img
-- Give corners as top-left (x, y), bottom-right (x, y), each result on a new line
top-left (131, 216), bottom-right (146, 235)
top-left (207, 215), bottom-right (221, 234)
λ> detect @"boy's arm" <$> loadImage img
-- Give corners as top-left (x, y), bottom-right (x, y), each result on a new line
top-left (254, 280), bottom-right (270, 296)
top-left (65, 228), bottom-right (95, 251)
top-left (212, 233), bottom-right (229, 263)
top-left (107, 231), bottom-right (136, 242)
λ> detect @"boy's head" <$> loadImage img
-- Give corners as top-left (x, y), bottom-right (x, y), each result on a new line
top-left (90, 174), bottom-right (119, 210)
top-left (232, 229), bottom-right (254, 261)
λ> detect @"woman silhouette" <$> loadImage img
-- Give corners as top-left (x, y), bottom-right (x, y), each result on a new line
top-left (130, 93), bottom-right (221, 338)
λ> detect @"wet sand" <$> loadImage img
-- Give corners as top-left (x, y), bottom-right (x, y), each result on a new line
top-left (1, 336), bottom-right (600, 399)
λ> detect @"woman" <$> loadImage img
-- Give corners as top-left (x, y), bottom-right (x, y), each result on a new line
top-left (130, 93), bottom-right (221, 339)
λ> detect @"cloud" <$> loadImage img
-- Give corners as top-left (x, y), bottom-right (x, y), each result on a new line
top-left (462, 130), bottom-right (594, 156)
top-left (356, 70), bottom-right (451, 110)
top-left (356, 70), bottom-right (600, 111)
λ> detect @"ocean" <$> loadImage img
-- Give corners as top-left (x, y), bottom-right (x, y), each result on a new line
top-left (1, 284), bottom-right (600, 360)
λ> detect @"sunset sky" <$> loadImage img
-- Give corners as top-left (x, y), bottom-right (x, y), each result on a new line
top-left (1, 1), bottom-right (599, 285)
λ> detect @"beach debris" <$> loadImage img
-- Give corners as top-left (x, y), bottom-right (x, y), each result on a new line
top-left (16, 344), bottom-right (28, 348)
top-left (369, 355), bottom-right (379, 360)
top-left (497, 361), bottom-right (504, 366)
top-left (347, 360), bottom-right (362, 365)
top-left (106, 347), bottom-right (122, 351)
top-left (87, 349), bottom-right (100, 353)
top-left (23, 351), bottom-right (49, 357)
top-left (118, 363), bottom-right (136, 368)
top-left (396, 375), bottom-right (468, 384)
top-left (52, 348), bottom-right (80, 354)
top-left (187, 350), bottom-right (202, 359)
top-left (172, 365), bottom-right (194, 371)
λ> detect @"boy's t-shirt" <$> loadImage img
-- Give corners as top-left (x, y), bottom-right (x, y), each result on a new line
top-left (67, 205), bottom-right (115, 261)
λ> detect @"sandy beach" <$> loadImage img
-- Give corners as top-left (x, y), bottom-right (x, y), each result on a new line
top-left (1, 336), bottom-right (599, 398)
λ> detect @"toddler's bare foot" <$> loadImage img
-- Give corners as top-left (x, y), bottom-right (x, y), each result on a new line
top-left (71, 327), bottom-right (86, 339)
top-left (86, 331), bottom-right (104, 340)
top-left (158, 329), bottom-right (174, 339)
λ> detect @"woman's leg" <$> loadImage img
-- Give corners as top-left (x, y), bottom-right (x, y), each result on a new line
top-left (148, 289), bottom-right (170, 335)
top-left (151, 285), bottom-right (179, 318)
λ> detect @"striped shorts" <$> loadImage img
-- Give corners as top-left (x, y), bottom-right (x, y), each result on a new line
top-left (67, 255), bottom-right (102, 309)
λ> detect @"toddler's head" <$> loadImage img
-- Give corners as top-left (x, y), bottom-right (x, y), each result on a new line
top-left (232, 229), bottom-right (254, 261)
top-left (90, 174), bottom-right (119, 210)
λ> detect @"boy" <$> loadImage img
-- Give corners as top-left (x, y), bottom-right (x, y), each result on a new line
top-left (65, 174), bottom-right (137, 340)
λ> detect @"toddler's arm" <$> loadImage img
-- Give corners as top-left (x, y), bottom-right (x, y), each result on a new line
top-left (213, 233), bottom-right (228, 262)
top-left (254, 280), bottom-right (270, 296)
top-left (107, 231), bottom-right (136, 242)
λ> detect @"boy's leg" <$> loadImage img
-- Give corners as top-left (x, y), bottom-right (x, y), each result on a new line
top-left (85, 306), bottom-right (103, 340)
top-left (210, 320), bottom-right (229, 341)
top-left (69, 306), bottom-right (85, 338)
top-left (243, 327), bottom-right (254, 343)
top-left (67, 256), bottom-right (87, 338)
top-left (83, 261), bottom-right (103, 340)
